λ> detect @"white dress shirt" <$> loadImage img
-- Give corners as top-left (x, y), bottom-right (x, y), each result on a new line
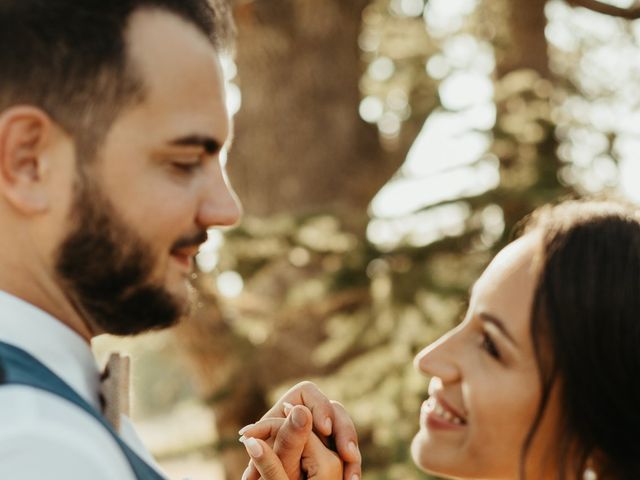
top-left (0, 291), bottom-right (166, 479)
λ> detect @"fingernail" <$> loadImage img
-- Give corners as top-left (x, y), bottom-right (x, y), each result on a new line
top-left (351, 475), bottom-right (359, 480)
top-left (244, 437), bottom-right (263, 459)
top-left (238, 424), bottom-right (254, 435)
top-left (239, 435), bottom-right (246, 443)
top-left (283, 402), bottom-right (294, 415)
top-left (348, 441), bottom-right (358, 457)
top-left (241, 467), bottom-right (250, 480)
top-left (291, 407), bottom-right (308, 429)
top-left (324, 417), bottom-right (332, 434)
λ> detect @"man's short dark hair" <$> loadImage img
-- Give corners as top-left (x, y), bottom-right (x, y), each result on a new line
top-left (0, 0), bottom-right (234, 158)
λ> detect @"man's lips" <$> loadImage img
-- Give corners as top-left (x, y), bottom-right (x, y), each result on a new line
top-left (170, 247), bottom-right (199, 270)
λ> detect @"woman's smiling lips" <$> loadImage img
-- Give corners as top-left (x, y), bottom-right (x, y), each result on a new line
top-left (421, 395), bottom-right (468, 431)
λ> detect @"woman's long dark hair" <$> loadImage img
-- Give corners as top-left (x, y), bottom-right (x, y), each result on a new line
top-left (518, 200), bottom-right (640, 479)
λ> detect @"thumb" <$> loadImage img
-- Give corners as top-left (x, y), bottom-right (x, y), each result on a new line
top-left (273, 405), bottom-right (313, 479)
top-left (242, 437), bottom-right (289, 480)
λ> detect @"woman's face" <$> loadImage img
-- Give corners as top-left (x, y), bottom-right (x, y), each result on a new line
top-left (412, 234), bottom-right (561, 479)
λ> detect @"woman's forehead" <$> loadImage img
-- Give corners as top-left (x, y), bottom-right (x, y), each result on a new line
top-left (472, 235), bottom-right (540, 292)
top-left (470, 235), bottom-right (542, 337)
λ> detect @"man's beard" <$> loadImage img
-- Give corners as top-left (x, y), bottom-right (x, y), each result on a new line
top-left (54, 181), bottom-right (205, 336)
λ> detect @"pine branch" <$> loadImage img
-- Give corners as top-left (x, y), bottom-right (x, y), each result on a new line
top-left (565, 0), bottom-right (640, 19)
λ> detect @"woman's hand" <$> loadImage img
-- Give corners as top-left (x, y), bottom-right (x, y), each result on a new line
top-left (240, 407), bottom-right (343, 480)
top-left (241, 381), bottom-right (360, 480)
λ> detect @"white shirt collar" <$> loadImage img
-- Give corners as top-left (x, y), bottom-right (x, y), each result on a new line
top-left (0, 290), bottom-right (101, 410)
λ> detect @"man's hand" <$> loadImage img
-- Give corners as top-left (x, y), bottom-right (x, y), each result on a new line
top-left (239, 382), bottom-right (361, 480)
top-left (241, 406), bottom-right (343, 480)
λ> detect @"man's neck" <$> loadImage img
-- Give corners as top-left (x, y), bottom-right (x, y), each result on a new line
top-left (0, 271), bottom-right (94, 343)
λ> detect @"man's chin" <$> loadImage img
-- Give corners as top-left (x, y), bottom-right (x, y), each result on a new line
top-left (167, 279), bottom-right (195, 311)
top-left (88, 285), bottom-right (187, 336)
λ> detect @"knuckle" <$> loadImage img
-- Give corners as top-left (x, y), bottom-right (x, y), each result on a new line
top-left (258, 460), bottom-right (282, 480)
top-left (301, 457), bottom-right (319, 477)
top-left (296, 380), bottom-right (318, 391)
top-left (275, 429), bottom-right (299, 452)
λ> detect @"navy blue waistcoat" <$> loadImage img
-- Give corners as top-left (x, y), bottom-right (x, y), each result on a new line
top-left (0, 341), bottom-right (166, 479)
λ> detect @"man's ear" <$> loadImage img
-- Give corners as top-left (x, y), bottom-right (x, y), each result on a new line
top-left (0, 106), bottom-right (54, 214)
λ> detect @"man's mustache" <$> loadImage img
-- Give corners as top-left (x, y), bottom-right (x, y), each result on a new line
top-left (171, 230), bottom-right (209, 251)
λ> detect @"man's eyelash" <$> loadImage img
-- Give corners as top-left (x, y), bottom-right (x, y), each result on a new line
top-left (171, 159), bottom-right (202, 173)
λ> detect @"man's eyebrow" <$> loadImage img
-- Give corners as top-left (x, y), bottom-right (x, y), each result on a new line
top-left (479, 312), bottom-right (518, 348)
top-left (167, 135), bottom-right (223, 155)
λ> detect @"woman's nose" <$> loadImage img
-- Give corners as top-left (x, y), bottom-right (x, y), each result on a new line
top-left (414, 330), bottom-right (461, 383)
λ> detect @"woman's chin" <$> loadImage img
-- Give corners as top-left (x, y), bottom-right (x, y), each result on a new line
top-left (411, 430), bottom-right (460, 479)
top-left (411, 430), bottom-right (440, 474)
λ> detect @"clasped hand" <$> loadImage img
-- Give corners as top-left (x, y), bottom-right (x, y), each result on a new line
top-left (238, 382), bottom-right (361, 480)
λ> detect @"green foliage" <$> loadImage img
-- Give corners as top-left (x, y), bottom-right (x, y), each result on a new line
top-left (176, 0), bottom-right (640, 478)
top-left (206, 0), bottom-right (574, 477)
top-left (216, 213), bottom-right (459, 479)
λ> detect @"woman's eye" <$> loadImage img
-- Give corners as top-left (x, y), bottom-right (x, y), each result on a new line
top-left (481, 332), bottom-right (501, 360)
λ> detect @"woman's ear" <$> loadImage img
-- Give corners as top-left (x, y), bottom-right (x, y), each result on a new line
top-left (0, 106), bottom-right (54, 214)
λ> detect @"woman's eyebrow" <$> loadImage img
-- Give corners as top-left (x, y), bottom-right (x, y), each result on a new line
top-left (478, 312), bottom-right (518, 348)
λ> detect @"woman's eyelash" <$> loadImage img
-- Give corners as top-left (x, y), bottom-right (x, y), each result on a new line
top-left (481, 331), bottom-right (501, 360)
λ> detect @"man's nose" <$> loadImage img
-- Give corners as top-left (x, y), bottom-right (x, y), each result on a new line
top-left (197, 165), bottom-right (243, 229)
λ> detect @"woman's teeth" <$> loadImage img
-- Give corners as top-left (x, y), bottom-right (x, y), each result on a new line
top-left (433, 401), bottom-right (465, 425)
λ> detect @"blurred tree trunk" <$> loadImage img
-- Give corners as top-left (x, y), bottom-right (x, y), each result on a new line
top-left (176, 1), bottom-right (426, 479)
top-left (488, 0), bottom-right (566, 234)
top-left (174, 0), bottom-right (616, 477)
top-left (496, 0), bottom-right (550, 78)
top-left (228, 0), bottom-right (422, 225)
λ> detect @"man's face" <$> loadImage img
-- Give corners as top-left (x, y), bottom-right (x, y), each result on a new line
top-left (55, 9), bottom-right (241, 336)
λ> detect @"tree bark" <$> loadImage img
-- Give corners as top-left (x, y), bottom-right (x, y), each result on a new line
top-left (228, 0), bottom-right (419, 221)
top-left (177, 3), bottom-right (428, 478)
top-left (496, 0), bottom-right (551, 78)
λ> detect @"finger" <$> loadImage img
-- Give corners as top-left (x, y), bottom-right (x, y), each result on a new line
top-left (301, 432), bottom-right (342, 479)
top-left (331, 401), bottom-right (362, 468)
top-left (241, 438), bottom-right (289, 480)
top-left (272, 405), bottom-right (313, 480)
top-left (261, 381), bottom-right (335, 436)
top-left (330, 401), bottom-right (361, 480)
top-left (239, 417), bottom-right (286, 442)
top-left (239, 419), bottom-right (286, 480)
top-left (343, 460), bottom-right (361, 480)
top-left (240, 461), bottom-right (257, 480)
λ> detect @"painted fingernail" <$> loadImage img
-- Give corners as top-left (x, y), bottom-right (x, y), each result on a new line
top-left (239, 435), bottom-right (246, 443)
top-left (238, 424), bottom-right (254, 435)
top-left (291, 407), bottom-right (308, 429)
top-left (350, 475), bottom-right (359, 480)
top-left (283, 402), bottom-right (294, 415)
top-left (241, 466), bottom-right (250, 480)
top-left (324, 417), bottom-right (333, 433)
top-left (244, 437), bottom-right (263, 459)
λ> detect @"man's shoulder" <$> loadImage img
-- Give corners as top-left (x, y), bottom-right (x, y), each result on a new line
top-left (0, 383), bottom-right (100, 431)
top-left (0, 385), bottom-right (136, 479)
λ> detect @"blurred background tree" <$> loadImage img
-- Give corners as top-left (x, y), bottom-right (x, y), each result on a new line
top-left (98, 1), bottom-right (640, 479)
